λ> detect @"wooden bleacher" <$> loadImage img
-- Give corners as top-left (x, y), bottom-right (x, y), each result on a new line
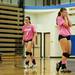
top-left (0, 2), bottom-right (24, 60)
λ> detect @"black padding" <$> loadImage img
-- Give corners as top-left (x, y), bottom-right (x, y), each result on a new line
top-left (32, 59), bottom-right (36, 64)
top-left (68, 54), bottom-right (70, 57)
top-left (30, 52), bottom-right (32, 56)
top-left (26, 51), bottom-right (30, 55)
top-left (63, 53), bottom-right (70, 58)
top-left (26, 61), bottom-right (29, 65)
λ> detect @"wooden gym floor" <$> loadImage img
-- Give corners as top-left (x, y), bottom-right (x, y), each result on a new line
top-left (0, 57), bottom-right (75, 75)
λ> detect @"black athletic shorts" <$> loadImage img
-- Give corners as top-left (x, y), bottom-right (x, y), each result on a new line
top-left (58, 35), bottom-right (71, 41)
top-left (24, 39), bottom-right (32, 43)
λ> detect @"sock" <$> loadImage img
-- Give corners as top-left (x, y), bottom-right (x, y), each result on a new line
top-left (62, 60), bottom-right (67, 64)
top-left (61, 64), bottom-right (66, 69)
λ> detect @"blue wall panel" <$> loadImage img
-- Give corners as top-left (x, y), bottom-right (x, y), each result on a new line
top-left (71, 35), bottom-right (75, 56)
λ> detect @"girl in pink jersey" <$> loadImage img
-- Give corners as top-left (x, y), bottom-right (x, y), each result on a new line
top-left (22, 16), bottom-right (37, 68)
top-left (56, 8), bottom-right (72, 72)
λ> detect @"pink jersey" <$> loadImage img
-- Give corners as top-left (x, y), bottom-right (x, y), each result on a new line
top-left (56, 16), bottom-right (71, 36)
top-left (22, 23), bottom-right (36, 41)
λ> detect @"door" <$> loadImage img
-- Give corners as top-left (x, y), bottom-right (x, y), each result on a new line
top-left (33, 32), bottom-right (42, 58)
top-left (44, 32), bottom-right (50, 58)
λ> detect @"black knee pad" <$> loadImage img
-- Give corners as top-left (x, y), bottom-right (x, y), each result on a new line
top-left (26, 61), bottom-right (29, 65)
top-left (68, 53), bottom-right (70, 57)
top-left (30, 52), bottom-right (32, 56)
top-left (63, 53), bottom-right (70, 58)
top-left (26, 51), bottom-right (30, 56)
top-left (32, 59), bottom-right (36, 64)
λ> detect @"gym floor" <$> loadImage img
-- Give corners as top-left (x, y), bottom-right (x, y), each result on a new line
top-left (0, 58), bottom-right (75, 75)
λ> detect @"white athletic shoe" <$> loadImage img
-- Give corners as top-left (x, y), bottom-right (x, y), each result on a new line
top-left (30, 64), bottom-right (37, 68)
top-left (24, 64), bottom-right (29, 69)
top-left (29, 64), bottom-right (33, 68)
top-left (28, 63), bottom-right (37, 68)
top-left (33, 64), bottom-right (37, 68)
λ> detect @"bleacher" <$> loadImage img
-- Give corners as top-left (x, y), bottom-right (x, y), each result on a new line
top-left (0, 2), bottom-right (24, 60)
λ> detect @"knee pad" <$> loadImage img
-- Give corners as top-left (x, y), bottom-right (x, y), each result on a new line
top-left (26, 51), bottom-right (30, 56)
top-left (30, 52), bottom-right (32, 56)
top-left (32, 59), bottom-right (36, 64)
top-left (68, 53), bottom-right (71, 57)
top-left (63, 53), bottom-right (70, 58)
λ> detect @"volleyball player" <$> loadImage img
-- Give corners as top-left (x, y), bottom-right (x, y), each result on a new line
top-left (56, 8), bottom-right (72, 72)
top-left (22, 16), bottom-right (37, 68)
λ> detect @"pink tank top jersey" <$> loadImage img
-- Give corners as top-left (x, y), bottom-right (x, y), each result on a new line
top-left (22, 23), bottom-right (36, 41)
top-left (56, 16), bottom-right (71, 36)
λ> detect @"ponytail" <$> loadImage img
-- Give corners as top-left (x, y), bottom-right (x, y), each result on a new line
top-left (58, 11), bottom-right (61, 16)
